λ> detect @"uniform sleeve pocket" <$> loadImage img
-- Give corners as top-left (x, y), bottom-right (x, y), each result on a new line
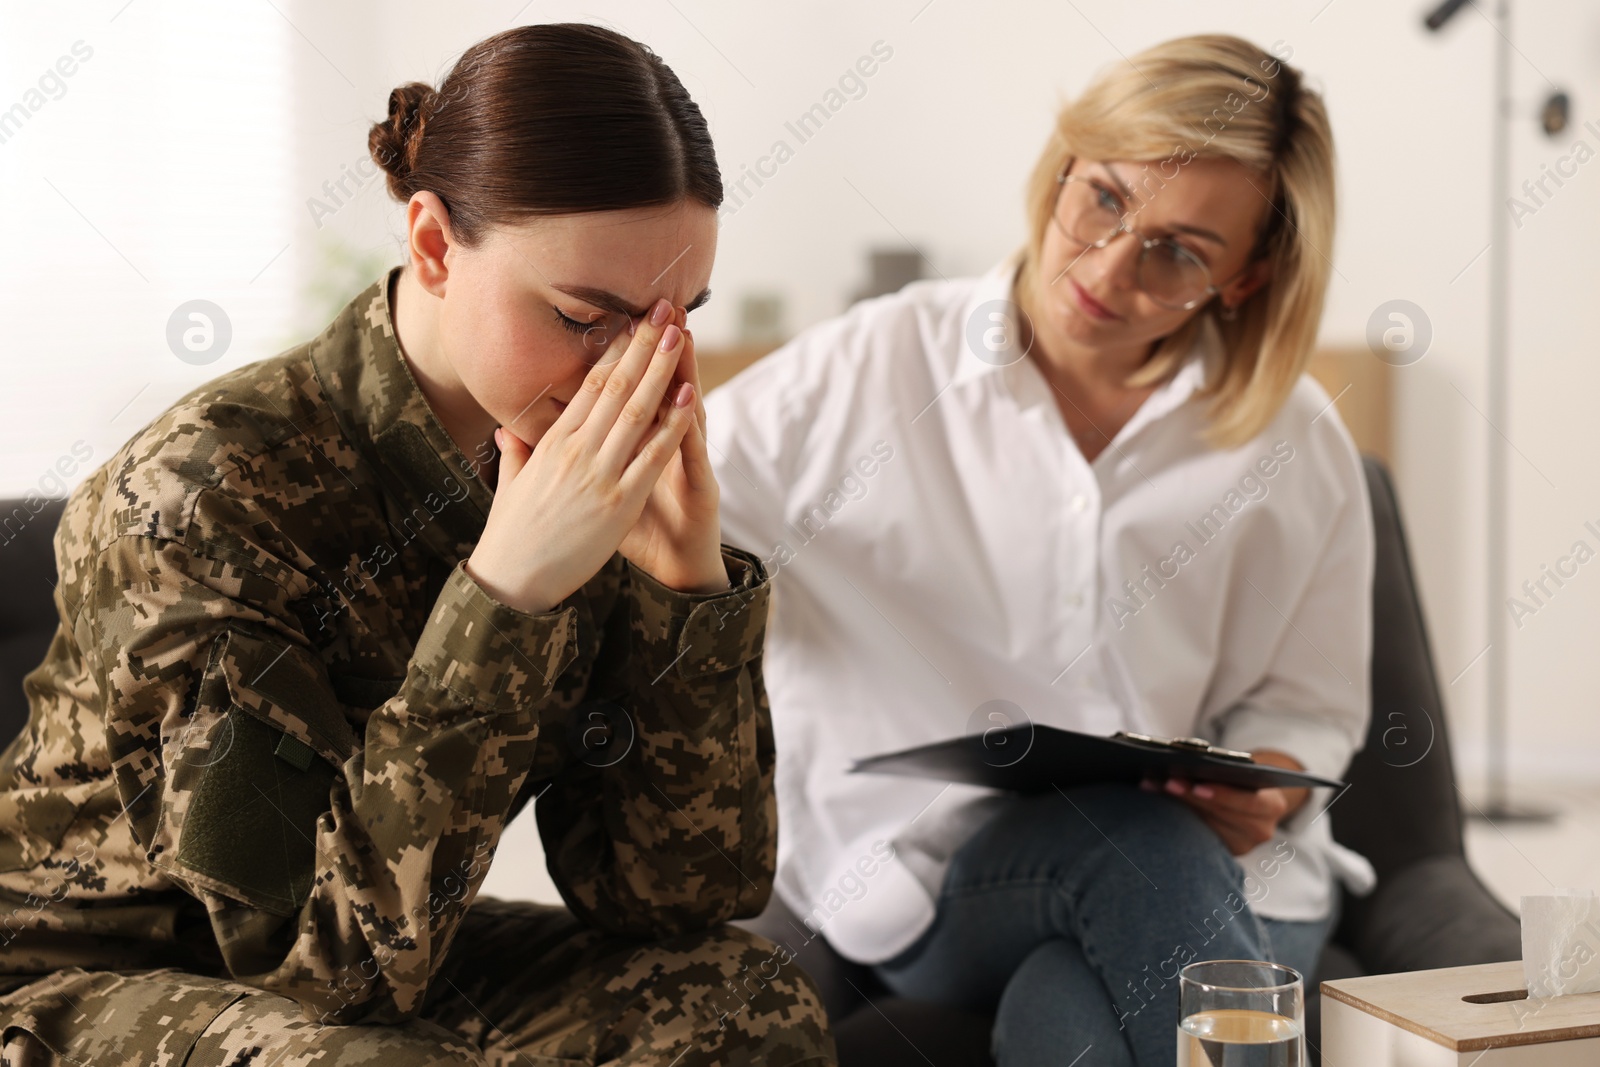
top-left (156, 626), bottom-right (353, 916)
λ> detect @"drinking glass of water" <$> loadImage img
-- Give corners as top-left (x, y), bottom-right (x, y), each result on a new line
top-left (1176, 959), bottom-right (1304, 1067)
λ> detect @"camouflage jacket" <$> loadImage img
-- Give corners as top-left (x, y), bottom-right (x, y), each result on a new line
top-left (0, 267), bottom-right (777, 1025)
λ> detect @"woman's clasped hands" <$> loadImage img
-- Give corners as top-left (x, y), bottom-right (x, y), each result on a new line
top-left (466, 297), bottom-right (729, 616)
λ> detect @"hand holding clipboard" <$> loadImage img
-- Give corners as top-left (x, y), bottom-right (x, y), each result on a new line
top-left (849, 723), bottom-right (1343, 794)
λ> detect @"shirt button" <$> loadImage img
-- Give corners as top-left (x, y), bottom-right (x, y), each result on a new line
top-left (1068, 593), bottom-right (1084, 607)
top-left (1071, 494), bottom-right (1088, 512)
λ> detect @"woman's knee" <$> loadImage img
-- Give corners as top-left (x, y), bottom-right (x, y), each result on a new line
top-left (190, 992), bottom-right (487, 1067)
top-left (653, 923), bottom-right (837, 1066)
top-left (1060, 784), bottom-right (1241, 881)
top-left (943, 784), bottom-right (1237, 900)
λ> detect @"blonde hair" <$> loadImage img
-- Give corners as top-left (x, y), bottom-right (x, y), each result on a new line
top-left (1015, 34), bottom-right (1336, 449)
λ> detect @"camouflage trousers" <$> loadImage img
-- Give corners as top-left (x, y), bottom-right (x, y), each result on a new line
top-left (0, 897), bottom-right (836, 1066)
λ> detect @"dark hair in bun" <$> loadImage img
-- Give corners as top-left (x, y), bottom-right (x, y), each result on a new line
top-left (366, 23), bottom-right (723, 247)
top-left (369, 81), bottom-right (437, 203)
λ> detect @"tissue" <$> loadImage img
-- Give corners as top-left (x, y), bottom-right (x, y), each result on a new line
top-left (1522, 888), bottom-right (1600, 997)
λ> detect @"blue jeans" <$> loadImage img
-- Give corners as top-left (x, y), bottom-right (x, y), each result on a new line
top-left (872, 784), bottom-right (1339, 1067)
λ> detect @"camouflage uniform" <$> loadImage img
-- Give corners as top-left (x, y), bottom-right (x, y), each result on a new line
top-left (0, 268), bottom-right (834, 1066)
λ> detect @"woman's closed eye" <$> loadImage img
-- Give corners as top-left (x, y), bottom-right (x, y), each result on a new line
top-left (552, 304), bottom-right (600, 335)
top-left (553, 304), bottom-right (638, 360)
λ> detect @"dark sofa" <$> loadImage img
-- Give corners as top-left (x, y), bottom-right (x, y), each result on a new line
top-left (0, 459), bottom-right (1520, 1065)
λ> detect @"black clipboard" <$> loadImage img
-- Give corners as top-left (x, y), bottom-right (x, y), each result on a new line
top-left (849, 725), bottom-right (1343, 793)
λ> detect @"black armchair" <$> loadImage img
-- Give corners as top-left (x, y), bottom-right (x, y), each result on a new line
top-left (0, 496), bottom-right (68, 747)
top-left (735, 455), bottom-right (1522, 1066)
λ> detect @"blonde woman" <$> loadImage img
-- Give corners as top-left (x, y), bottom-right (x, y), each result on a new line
top-left (708, 35), bottom-right (1374, 1066)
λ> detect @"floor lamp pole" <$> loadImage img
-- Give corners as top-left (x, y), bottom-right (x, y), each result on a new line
top-left (1475, 0), bottom-right (1555, 823)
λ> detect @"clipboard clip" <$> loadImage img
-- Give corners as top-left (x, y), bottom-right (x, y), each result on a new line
top-left (1110, 731), bottom-right (1255, 763)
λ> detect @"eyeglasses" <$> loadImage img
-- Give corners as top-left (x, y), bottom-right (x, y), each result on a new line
top-left (1051, 164), bottom-right (1254, 312)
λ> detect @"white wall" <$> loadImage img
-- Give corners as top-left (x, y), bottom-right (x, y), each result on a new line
top-left (0, 1), bottom-right (298, 505)
top-left (4, 0), bottom-right (1597, 812)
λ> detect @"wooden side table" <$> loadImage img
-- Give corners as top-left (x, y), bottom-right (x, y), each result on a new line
top-left (1322, 960), bottom-right (1600, 1065)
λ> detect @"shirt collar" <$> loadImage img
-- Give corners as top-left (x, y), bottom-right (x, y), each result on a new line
top-left (951, 254), bottom-right (1218, 424)
top-left (950, 253), bottom-right (1031, 389)
top-left (307, 265), bottom-right (495, 564)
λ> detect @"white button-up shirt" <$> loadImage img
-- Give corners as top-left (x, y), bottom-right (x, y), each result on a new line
top-left (705, 256), bottom-right (1377, 964)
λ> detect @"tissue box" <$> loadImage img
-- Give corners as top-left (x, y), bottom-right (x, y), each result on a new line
top-left (1323, 961), bottom-right (1600, 1065)
top-left (1523, 890), bottom-right (1600, 998)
